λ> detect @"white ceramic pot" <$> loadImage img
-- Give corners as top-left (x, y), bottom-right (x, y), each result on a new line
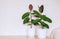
top-left (37, 28), bottom-right (46, 39)
top-left (27, 26), bottom-right (35, 37)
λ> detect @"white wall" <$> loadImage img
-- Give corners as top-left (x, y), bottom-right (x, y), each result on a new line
top-left (0, 0), bottom-right (60, 36)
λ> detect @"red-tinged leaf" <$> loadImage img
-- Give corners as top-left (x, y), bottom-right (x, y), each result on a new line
top-left (29, 4), bottom-right (33, 11)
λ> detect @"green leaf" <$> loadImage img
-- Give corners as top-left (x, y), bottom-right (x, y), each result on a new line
top-left (23, 17), bottom-right (30, 24)
top-left (41, 15), bottom-right (52, 23)
top-left (39, 21), bottom-right (49, 29)
top-left (22, 12), bottom-right (30, 19)
top-left (33, 10), bottom-right (41, 17)
top-left (33, 10), bottom-right (52, 23)
top-left (31, 19), bottom-right (39, 25)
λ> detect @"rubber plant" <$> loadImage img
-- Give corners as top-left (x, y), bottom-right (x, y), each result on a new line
top-left (22, 4), bottom-right (52, 29)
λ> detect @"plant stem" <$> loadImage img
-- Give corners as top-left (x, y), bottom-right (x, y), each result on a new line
top-left (30, 11), bottom-right (32, 28)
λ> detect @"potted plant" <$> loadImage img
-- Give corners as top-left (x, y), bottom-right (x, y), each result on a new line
top-left (32, 5), bottom-right (52, 39)
top-left (22, 4), bottom-right (52, 38)
top-left (22, 4), bottom-right (35, 37)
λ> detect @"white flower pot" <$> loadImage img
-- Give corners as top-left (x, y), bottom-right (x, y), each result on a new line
top-left (27, 26), bottom-right (35, 37)
top-left (37, 28), bottom-right (46, 39)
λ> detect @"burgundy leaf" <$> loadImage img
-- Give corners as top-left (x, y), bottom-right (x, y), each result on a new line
top-left (29, 4), bottom-right (33, 11)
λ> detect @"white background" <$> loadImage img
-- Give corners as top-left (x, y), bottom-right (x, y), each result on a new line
top-left (0, 0), bottom-right (60, 36)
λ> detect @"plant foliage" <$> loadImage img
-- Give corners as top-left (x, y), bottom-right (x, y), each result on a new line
top-left (22, 4), bottom-right (52, 29)
top-left (22, 12), bottom-right (30, 19)
top-left (23, 17), bottom-right (30, 24)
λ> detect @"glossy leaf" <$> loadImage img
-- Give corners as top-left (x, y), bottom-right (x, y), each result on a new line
top-left (41, 15), bottom-right (52, 23)
top-left (39, 21), bottom-right (49, 29)
top-left (33, 10), bottom-right (52, 23)
top-left (23, 17), bottom-right (30, 24)
top-left (22, 12), bottom-right (30, 19)
top-left (33, 10), bottom-right (41, 17)
top-left (31, 19), bottom-right (39, 25)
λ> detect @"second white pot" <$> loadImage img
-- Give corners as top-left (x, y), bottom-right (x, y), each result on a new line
top-left (37, 28), bottom-right (47, 39)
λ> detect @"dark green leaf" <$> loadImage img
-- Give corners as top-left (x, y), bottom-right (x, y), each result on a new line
top-left (31, 19), bottom-right (39, 25)
top-left (40, 15), bottom-right (52, 23)
top-left (23, 17), bottom-right (30, 24)
top-left (39, 21), bottom-right (49, 29)
top-left (22, 12), bottom-right (30, 19)
top-left (33, 10), bottom-right (52, 23)
top-left (33, 10), bottom-right (41, 17)
top-left (34, 15), bottom-right (39, 17)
